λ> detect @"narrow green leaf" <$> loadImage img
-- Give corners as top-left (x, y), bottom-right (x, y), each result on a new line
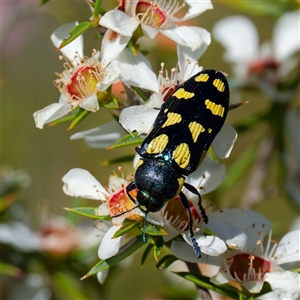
top-left (142, 223), bottom-right (167, 237)
top-left (0, 262), bottom-right (23, 278)
top-left (174, 272), bottom-right (240, 299)
top-left (156, 255), bottom-right (178, 270)
top-left (141, 244), bottom-right (153, 266)
top-left (82, 236), bottom-right (145, 278)
top-left (108, 132), bottom-right (143, 149)
top-left (112, 220), bottom-right (140, 238)
top-left (64, 207), bottom-right (111, 220)
top-left (104, 96), bottom-right (119, 109)
top-left (153, 237), bottom-right (164, 262)
top-left (68, 110), bottom-right (91, 130)
top-left (48, 106), bottom-right (82, 127)
top-left (53, 272), bottom-right (89, 300)
top-left (59, 22), bottom-right (94, 50)
top-left (220, 1), bottom-right (286, 17)
top-left (102, 155), bottom-right (135, 166)
top-left (39, 0), bottom-right (51, 6)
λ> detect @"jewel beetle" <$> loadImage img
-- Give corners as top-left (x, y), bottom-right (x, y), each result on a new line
top-left (119, 69), bottom-right (230, 258)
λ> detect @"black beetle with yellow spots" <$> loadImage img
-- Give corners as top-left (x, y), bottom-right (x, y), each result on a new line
top-left (124, 69), bottom-right (229, 258)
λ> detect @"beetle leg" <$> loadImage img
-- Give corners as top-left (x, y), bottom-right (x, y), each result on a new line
top-left (179, 191), bottom-right (201, 258)
top-left (183, 182), bottom-right (208, 224)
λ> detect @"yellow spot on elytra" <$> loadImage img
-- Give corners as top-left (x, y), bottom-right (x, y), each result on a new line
top-left (147, 134), bottom-right (169, 154)
top-left (208, 128), bottom-right (212, 133)
top-left (195, 73), bottom-right (209, 82)
top-left (164, 108), bottom-right (168, 113)
top-left (162, 112), bottom-right (182, 128)
top-left (188, 121), bottom-right (205, 143)
top-left (173, 88), bottom-right (195, 100)
top-left (213, 79), bottom-right (225, 92)
top-left (205, 99), bottom-right (225, 117)
top-left (134, 159), bottom-right (144, 173)
top-left (176, 177), bottom-right (185, 196)
top-left (173, 143), bottom-right (190, 169)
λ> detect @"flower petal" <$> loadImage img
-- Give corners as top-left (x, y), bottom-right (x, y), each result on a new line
top-left (119, 105), bottom-right (159, 134)
top-left (97, 61), bottom-right (121, 91)
top-left (97, 270), bottom-right (109, 284)
top-left (275, 230), bottom-right (300, 265)
top-left (70, 120), bottom-right (127, 149)
top-left (213, 16), bottom-right (259, 64)
top-left (208, 208), bottom-right (271, 251)
top-left (33, 103), bottom-right (71, 129)
top-left (170, 240), bottom-right (224, 264)
top-left (161, 26), bottom-right (203, 51)
top-left (265, 271), bottom-right (300, 300)
top-left (273, 10), bottom-right (300, 62)
top-left (98, 225), bottom-right (122, 259)
top-left (182, 234), bottom-right (227, 256)
top-left (117, 48), bottom-right (159, 93)
top-left (62, 168), bottom-right (109, 200)
top-left (172, 0), bottom-right (213, 22)
top-left (0, 221), bottom-right (41, 252)
top-left (212, 124), bottom-right (237, 159)
top-left (141, 24), bottom-right (158, 39)
top-left (184, 155), bottom-right (226, 196)
top-left (99, 10), bottom-right (138, 36)
top-left (79, 93), bottom-right (99, 112)
top-left (101, 30), bottom-right (131, 67)
top-left (50, 21), bottom-right (84, 61)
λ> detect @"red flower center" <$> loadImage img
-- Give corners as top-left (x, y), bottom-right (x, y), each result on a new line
top-left (66, 66), bottom-right (99, 101)
top-left (164, 196), bottom-right (202, 232)
top-left (136, 1), bottom-right (167, 28)
top-left (228, 253), bottom-right (271, 281)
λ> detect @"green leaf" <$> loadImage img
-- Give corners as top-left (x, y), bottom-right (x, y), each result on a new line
top-left (83, 235), bottom-right (145, 278)
top-left (112, 220), bottom-right (140, 238)
top-left (142, 223), bottom-right (167, 237)
top-left (104, 96), bottom-right (119, 109)
top-left (102, 155), bottom-right (135, 166)
top-left (141, 244), bottom-right (153, 266)
top-left (68, 109), bottom-right (91, 130)
top-left (58, 22), bottom-right (94, 50)
top-left (108, 132), bottom-right (143, 149)
top-left (0, 262), bottom-right (23, 278)
top-left (48, 106), bottom-right (82, 127)
top-left (64, 207), bottom-right (111, 220)
top-left (39, 0), bottom-right (51, 6)
top-left (174, 272), bottom-right (240, 299)
top-left (156, 255), bottom-right (178, 270)
top-left (153, 237), bottom-right (164, 262)
top-left (220, 1), bottom-right (289, 17)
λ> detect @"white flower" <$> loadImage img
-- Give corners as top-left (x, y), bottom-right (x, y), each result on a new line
top-left (174, 208), bottom-right (300, 299)
top-left (147, 155), bottom-right (228, 257)
top-left (70, 119), bottom-right (127, 149)
top-left (213, 11), bottom-right (300, 84)
top-left (99, 0), bottom-right (213, 65)
top-left (33, 22), bottom-right (121, 129)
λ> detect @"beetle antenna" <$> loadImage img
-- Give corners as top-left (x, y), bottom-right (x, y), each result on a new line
top-left (112, 204), bottom-right (139, 218)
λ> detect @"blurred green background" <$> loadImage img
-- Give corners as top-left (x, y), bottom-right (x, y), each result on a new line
top-left (2, 1), bottom-right (299, 299)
